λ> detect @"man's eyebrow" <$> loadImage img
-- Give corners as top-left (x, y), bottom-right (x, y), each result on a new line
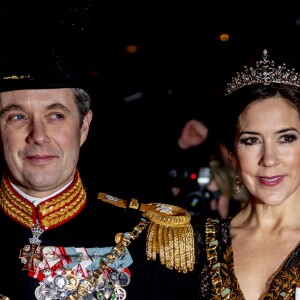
top-left (47, 103), bottom-right (70, 113)
top-left (0, 104), bottom-right (24, 117)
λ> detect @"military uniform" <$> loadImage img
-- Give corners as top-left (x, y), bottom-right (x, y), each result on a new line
top-left (0, 170), bottom-right (197, 300)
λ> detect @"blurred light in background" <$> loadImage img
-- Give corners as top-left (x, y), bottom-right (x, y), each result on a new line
top-left (218, 32), bottom-right (230, 42)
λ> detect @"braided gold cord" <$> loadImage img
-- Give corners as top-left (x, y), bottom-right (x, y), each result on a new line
top-left (0, 177), bottom-right (35, 228)
top-left (185, 225), bottom-right (195, 271)
top-left (178, 227), bottom-right (185, 271)
top-left (68, 218), bottom-right (149, 300)
top-left (1, 200), bottom-right (35, 228)
top-left (97, 192), bottom-right (127, 209)
top-left (172, 227), bottom-right (180, 270)
top-left (0, 171), bottom-right (87, 229)
top-left (39, 172), bottom-right (83, 213)
top-left (146, 221), bottom-right (156, 261)
top-left (142, 203), bottom-right (194, 272)
top-left (161, 226), bottom-right (169, 268)
top-left (41, 188), bottom-right (86, 228)
top-left (142, 204), bottom-right (191, 226)
top-left (145, 222), bottom-right (195, 273)
top-left (168, 227), bottom-right (175, 269)
top-left (98, 192), bottom-right (195, 273)
top-left (158, 224), bottom-right (165, 265)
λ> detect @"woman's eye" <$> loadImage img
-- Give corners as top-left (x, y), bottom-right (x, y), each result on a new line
top-left (279, 134), bottom-right (297, 143)
top-left (239, 137), bottom-right (258, 145)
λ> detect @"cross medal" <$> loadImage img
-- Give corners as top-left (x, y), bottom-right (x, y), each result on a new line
top-left (19, 221), bottom-right (44, 271)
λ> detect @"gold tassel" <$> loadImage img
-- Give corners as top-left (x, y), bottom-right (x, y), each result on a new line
top-left (98, 193), bottom-right (195, 273)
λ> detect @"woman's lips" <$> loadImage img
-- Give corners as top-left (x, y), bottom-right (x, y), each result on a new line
top-left (257, 176), bottom-right (284, 186)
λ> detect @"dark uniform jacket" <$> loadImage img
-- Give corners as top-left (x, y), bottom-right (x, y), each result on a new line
top-left (0, 173), bottom-right (197, 300)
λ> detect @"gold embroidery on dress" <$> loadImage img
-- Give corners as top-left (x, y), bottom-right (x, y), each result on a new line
top-left (266, 267), bottom-right (300, 299)
top-left (205, 218), bottom-right (231, 299)
top-left (205, 219), bottom-right (300, 300)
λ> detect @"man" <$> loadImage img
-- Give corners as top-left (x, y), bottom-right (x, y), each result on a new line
top-left (0, 48), bottom-right (197, 300)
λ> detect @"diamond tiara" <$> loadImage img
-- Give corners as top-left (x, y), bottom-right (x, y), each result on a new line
top-left (225, 49), bottom-right (300, 96)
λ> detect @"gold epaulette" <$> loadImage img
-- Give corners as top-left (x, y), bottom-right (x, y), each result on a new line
top-left (98, 192), bottom-right (195, 273)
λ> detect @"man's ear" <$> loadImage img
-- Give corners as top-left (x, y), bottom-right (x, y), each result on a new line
top-left (177, 119), bottom-right (208, 150)
top-left (80, 109), bottom-right (93, 146)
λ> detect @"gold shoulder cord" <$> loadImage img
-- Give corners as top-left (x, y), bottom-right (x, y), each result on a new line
top-left (68, 217), bottom-right (148, 300)
top-left (98, 192), bottom-right (195, 273)
top-left (205, 218), bottom-right (231, 299)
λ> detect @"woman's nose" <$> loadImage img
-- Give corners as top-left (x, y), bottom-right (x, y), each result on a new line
top-left (258, 145), bottom-right (279, 167)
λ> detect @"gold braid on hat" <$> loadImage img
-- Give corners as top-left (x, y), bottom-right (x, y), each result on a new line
top-left (98, 192), bottom-right (195, 273)
top-left (225, 49), bottom-right (300, 96)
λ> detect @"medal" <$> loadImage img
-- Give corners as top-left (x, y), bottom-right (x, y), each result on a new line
top-left (117, 270), bottom-right (130, 287)
top-left (19, 222), bottom-right (44, 270)
top-left (16, 204), bottom-right (148, 300)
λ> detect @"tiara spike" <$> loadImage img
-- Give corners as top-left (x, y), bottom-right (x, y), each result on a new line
top-left (225, 49), bottom-right (300, 95)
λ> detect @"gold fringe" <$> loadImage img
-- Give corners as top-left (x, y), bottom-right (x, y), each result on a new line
top-left (98, 192), bottom-right (195, 273)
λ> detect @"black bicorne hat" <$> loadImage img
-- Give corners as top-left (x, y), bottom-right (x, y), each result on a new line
top-left (0, 1), bottom-right (94, 93)
top-left (0, 47), bottom-right (90, 93)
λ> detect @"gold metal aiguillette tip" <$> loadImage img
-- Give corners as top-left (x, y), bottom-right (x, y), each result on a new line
top-left (115, 233), bottom-right (123, 243)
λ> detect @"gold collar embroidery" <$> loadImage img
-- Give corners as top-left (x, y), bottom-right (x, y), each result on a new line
top-left (0, 170), bottom-right (87, 229)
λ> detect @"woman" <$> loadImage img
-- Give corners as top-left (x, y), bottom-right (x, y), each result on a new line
top-left (195, 49), bottom-right (300, 299)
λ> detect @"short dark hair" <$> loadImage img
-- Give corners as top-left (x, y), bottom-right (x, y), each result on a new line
top-left (72, 88), bottom-right (92, 126)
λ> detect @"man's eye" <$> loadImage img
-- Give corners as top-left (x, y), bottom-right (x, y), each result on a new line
top-left (9, 114), bottom-right (26, 121)
top-left (50, 113), bottom-right (64, 120)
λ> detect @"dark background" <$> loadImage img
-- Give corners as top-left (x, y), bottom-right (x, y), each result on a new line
top-left (2, 1), bottom-right (300, 204)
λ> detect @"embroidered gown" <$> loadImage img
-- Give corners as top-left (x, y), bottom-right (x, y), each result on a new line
top-left (0, 171), bottom-right (197, 300)
top-left (194, 218), bottom-right (300, 299)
